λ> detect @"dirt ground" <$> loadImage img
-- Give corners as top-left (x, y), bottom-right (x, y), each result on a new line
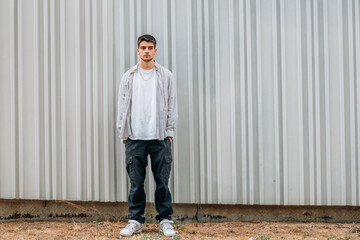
top-left (0, 220), bottom-right (359, 240)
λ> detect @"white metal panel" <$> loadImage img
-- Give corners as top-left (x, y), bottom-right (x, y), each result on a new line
top-left (0, 0), bottom-right (12, 199)
top-left (0, 0), bottom-right (359, 205)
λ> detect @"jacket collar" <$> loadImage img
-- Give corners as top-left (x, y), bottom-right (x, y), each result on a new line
top-left (129, 61), bottom-right (160, 74)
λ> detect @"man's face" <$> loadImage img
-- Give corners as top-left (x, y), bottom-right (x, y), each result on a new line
top-left (137, 41), bottom-right (157, 62)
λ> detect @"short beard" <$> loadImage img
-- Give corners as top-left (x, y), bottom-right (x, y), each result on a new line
top-left (140, 57), bottom-right (153, 62)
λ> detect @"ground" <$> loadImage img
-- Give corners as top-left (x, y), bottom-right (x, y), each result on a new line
top-left (0, 220), bottom-right (359, 239)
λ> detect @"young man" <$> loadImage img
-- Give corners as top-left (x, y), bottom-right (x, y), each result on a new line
top-left (117, 34), bottom-right (177, 237)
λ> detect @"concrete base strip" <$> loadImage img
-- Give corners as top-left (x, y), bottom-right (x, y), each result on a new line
top-left (0, 199), bottom-right (359, 223)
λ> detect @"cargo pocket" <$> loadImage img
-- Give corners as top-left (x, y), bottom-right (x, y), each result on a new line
top-left (162, 154), bottom-right (172, 183)
top-left (126, 156), bottom-right (135, 182)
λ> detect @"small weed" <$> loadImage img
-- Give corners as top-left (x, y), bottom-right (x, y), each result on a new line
top-left (303, 234), bottom-right (308, 238)
top-left (94, 215), bottom-right (99, 228)
top-left (173, 217), bottom-right (185, 230)
top-left (191, 230), bottom-right (196, 234)
top-left (349, 225), bottom-right (360, 233)
top-left (254, 236), bottom-right (270, 240)
top-left (141, 233), bottom-right (162, 240)
top-left (142, 233), bottom-right (151, 240)
top-left (327, 236), bottom-right (334, 240)
top-left (166, 235), bottom-right (180, 240)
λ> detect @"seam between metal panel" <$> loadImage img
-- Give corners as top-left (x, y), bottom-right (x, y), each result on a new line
top-left (60, 0), bottom-right (67, 200)
top-left (338, 0), bottom-right (346, 206)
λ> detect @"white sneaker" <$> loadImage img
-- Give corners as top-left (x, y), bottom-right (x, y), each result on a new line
top-left (120, 220), bottom-right (142, 237)
top-left (159, 219), bottom-right (177, 236)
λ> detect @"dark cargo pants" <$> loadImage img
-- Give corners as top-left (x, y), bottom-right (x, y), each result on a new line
top-left (125, 137), bottom-right (173, 223)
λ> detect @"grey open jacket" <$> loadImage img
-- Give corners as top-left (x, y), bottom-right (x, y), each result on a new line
top-left (116, 61), bottom-right (178, 140)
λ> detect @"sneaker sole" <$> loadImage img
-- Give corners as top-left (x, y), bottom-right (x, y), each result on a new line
top-left (120, 229), bottom-right (142, 237)
top-left (163, 233), bottom-right (176, 237)
top-left (159, 229), bottom-right (176, 237)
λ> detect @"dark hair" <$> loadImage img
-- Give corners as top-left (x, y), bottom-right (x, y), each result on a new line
top-left (137, 34), bottom-right (157, 48)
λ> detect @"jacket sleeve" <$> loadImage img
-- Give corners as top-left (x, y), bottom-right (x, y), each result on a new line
top-left (166, 73), bottom-right (178, 138)
top-left (116, 73), bottom-right (127, 138)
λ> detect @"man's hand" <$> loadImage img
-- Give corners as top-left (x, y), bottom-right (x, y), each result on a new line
top-left (168, 137), bottom-right (172, 143)
top-left (123, 139), bottom-right (127, 143)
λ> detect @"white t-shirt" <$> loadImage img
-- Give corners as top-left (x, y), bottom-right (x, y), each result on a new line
top-left (130, 66), bottom-right (157, 140)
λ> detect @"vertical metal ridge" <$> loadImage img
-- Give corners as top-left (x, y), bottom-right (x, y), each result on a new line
top-left (240, 0), bottom-right (248, 204)
top-left (147, 0), bottom-right (152, 33)
top-left (170, 0), bottom-right (179, 202)
top-left (296, 0), bottom-right (305, 205)
top-left (272, 0), bottom-right (281, 205)
top-left (85, 0), bottom-right (92, 201)
top-left (34, 0), bottom-right (41, 199)
top-left (347, 0), bottom-right (356, 206)
top-left (119, 0), bottom-right (127, 201)
top-left (43, 0), bottom-right (51, 200)
top-left (129, 0), bottom-right (135, 65)
top-left (10, 0), bottom-right (17, 198)
top-left (279, 0), bottom-right (288, 205)
top-left (214, 0), bottom-right (222, 204)
top-left (75, 0), bottom-right (82, 200)
top-left (338, 0), bottom-right (346, 205)
top-left (197, 0), bottom-right (206, 204)
top-left (136, 0), bottom-right (142, 37)
top-left (246, 0), bottom-right (255, 204)
top-left (60, 0), bottom-right (67, 200)
top-left (313, 0), bottom-right (322, 205)
top-left (18, 0), bottom-right (24, 199)
top-left (102, 0), bottom-right (110, 202)
top-left (306, 0), bottom-right (315, 205)
top-left (229, 0), bottom-right (237, 204)
top-left (92, 0), bottom-right (100, 201)
top-left (204, 0), bottom-right (212, 203)
top-left (50, 0), bottom-right (58, 199)
top-left (108, 0), bottom-right (115, 202)
top-left (355, 0), bottom-right (360, 206)
top-left (255, 0), bottom-right (264, 205)
top-left (323, 0), bottom-right (332, 205)
top-left (163, 0), bottom-right (169, 68)
top-left (187, 0), bottom-right (195, 203)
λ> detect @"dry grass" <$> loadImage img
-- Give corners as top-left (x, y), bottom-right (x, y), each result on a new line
top-left (0, 220), bottom-right (359, 239)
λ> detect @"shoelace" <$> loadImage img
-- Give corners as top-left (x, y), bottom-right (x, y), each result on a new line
top-left (125, 222), bottom-right (138, 231)
top-left (161, 222), bottom-right (174, 231)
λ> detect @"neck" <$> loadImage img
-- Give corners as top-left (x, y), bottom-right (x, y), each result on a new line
top-left (139, 59), bottom-right (155, 70)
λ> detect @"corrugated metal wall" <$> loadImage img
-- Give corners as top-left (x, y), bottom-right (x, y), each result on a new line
top-left (0, 0), bottom-right (359, 205)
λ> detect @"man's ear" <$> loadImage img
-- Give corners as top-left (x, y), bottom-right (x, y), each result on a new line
top-left (137, 48), bottom-right (140, 55)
